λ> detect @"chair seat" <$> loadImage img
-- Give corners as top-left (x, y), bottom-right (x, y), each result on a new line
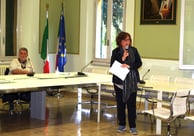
top-left (189, 95), bottom-right (194, 102)
top-left (137, 90), bottom-right (172, 100)
top-left (184, 116), bottom-right (194, 121)
top-left (143, 108), bottom-right (171, 120)
top-left (101, 88), bottom-right (114, 93)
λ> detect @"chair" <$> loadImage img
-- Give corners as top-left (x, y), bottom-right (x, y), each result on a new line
top-left (4, 67), bottom-right (10, 75)
top-left (77, 67), bottom-right (109, 111)
top-left (150, 75), bottom-right (171, 82)
top-left (2, 68), bottom-right (30, 114)
top-left (174, 77), bottom-right (194, 113)
top-left (137, 75), bottom-right (171, 109)
top-left (46, 86), bottom-right (65, 99)
top-left (101, 83), bottom-right (117, 110)
top-left (143, 90), bottom-right (190, 136)
top-left (0, 68), bottom-right (10, 103)
top-left (149, 75), bottom-right (172, 101)
top-left (174, 77), bottom-right (194, 85)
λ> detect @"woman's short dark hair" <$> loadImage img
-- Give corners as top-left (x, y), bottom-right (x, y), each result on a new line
top-left (116, 32), bottom-right (132, 46)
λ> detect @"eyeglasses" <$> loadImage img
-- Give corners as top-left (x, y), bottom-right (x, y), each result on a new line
top-left (123, 38), bottom-right (130, 42)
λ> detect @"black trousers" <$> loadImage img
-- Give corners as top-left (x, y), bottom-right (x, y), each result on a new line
top-left (2, 93), bottom-right (18, 110)
top-left (2, 92), bottom-right (31, 111)
top-left (114, 85), bottom-right (137, 128)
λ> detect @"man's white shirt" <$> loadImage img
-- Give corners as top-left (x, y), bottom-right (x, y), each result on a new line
top-left (9, 58), bottom-right (34, 73)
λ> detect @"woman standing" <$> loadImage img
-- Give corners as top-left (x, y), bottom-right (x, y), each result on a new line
top-left (110, 32), bottom-right (142, 135)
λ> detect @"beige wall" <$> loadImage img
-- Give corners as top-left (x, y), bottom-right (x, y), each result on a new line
top-left (17, 0), bottom-right (42, 73)
top-left (9, 0), bottom-right (194, 78)
top-left (134, 0), bottom-right (180, 60)
top-left (39, 0), bottom-right (80, 54)
top-left (64, 0), bottom-right (95, 72)
top-left (16, 0), bottom-right (94, 73)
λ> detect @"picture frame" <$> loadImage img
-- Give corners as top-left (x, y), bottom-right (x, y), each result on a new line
top-left (140, 0), bottom-right (177, 24)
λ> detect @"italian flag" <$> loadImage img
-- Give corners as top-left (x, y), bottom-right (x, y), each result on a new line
top-left (40, 11), bottom-right (50, 73)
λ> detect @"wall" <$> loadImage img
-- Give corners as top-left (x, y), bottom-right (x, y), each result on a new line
top-left (134, 0), bottom-right (181, 60)
top-left (91, 0), bottom-right (193, 79)
top-left (49, 0), bottom-right (95, 72)
top-left (125, 0), bottom-right (135, 38)
top-left (5, 0), bottom-right (194, 79)
top-left (39, 0), bottom-right (80, 54)
top-left (15, 0), bottom-right (94, 73)
top-left (17, 0), bottom-right (42, 73)
top-left (139, 58), bottom-right (193, 80)
top-left (126, 0), bottom-right (193, 79)
top-left (64, 0), bottom-right (95, 72)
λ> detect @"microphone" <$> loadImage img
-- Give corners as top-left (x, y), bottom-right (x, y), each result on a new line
top-left (139, 69), bottom-right (150, 84)
top-left (124, 46), bottom-right (129, 63)
top-left (27, 58), bottom-right (35, 77)
top-left (28, 58), bottom-right (34, 72)
top-left (77, 60), bottom-right (93, 76)
top-left (125, 46), bottom-right (129, 51)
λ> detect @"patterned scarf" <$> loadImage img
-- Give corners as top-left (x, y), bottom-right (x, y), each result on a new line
top-left (122, 47), bottom-right (138, 103)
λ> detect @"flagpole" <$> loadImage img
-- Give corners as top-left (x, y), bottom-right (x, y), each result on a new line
top-left (46, 3), bottom-right (49, 19)
top-left (61, 1), bottom-right (64, 13)
top-left (55, 1), bottom-right (67, 72)
top-left (61, 1), bottom-right (63, 9)
top-left (56, 2), bottom-right (64, 71)
top-left (40, 3), bottom-right (50, 73)
top-left (44, 3), bottom-right (49, 65)
top-left (46, 3), bottom-right (49, 9)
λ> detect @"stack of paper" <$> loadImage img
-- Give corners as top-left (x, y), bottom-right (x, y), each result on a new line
top-left (109, 60), bottom-right (130, 81)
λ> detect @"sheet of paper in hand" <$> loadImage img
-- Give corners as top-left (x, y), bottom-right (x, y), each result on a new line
top-left (109, 60), bottom-right (130, 81)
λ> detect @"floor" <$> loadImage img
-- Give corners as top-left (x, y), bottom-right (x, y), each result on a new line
top-left (0, 92), bottom-right (194, 136)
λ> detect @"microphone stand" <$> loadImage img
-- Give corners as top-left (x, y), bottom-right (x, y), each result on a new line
top-left (139, 69), bottom-right (150, 84)
top-left (27, 58), bottom-right (35, 76)
top-left (77, 60), bottom-right (93, 76)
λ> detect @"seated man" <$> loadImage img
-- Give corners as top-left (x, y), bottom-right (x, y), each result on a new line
top-left (10, 47), bottom-right (34, 75)
top-left (3, 47), bottom-right (34, 113)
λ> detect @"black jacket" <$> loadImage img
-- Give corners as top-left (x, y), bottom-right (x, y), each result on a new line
top-left (110, 46), bottom-right (142, 85)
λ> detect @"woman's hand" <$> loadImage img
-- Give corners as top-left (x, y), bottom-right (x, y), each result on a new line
top-left (122, 51), bottom-right (129, 61)
top-left (121, 64), bottom-right (130, 69)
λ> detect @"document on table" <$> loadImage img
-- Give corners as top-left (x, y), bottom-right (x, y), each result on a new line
top-left (35, 74), bottom-right (65, 79)
top-left (109, 60), bottom-right (130, 81)
top-left (0, 79), bottom-right (13, 84)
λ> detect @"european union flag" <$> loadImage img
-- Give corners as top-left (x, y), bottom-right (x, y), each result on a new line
top-left (56, 11), bottom-right (67, 72)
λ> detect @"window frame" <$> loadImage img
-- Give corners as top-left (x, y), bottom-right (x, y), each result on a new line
top-left (93, 0), bottom-right (127, 64)
top-left (179, 0), bottom-right (194, 69)
top-left (0, 0), bottom-right (17, 60)
top-left (0, 0), bottom-right (5, 58)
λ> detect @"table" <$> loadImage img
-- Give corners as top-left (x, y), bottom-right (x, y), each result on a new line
top-left (0, 72), bottom-right (112, 122)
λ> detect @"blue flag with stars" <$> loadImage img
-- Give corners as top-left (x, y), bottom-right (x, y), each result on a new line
top-left (56, 11), bottom-right (67, 72)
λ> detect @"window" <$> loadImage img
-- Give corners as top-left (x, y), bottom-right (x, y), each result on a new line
top-left (179, 0), bottom-right (194, 69)
top-left (95, 0), bottom-right (126, 60)
top-left (0, 0), bottom-right (17, 58)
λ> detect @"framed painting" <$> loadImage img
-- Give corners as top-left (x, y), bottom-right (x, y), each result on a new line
top-left (140, 0), bottom-right (177, 24)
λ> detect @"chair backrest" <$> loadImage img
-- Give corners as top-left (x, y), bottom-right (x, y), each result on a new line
top-left (91, 68), bottom-right (109, 74)
top-left (174, 77), bottom-right (194, 86)
top-left (171, 90), bottom-right (190, 117)
top-left (0, 65), bottom-right (9, 75)
top-left (150, 75), bottom-right (171, 82)
top-left (4, 68), bottom-right (10, 75)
